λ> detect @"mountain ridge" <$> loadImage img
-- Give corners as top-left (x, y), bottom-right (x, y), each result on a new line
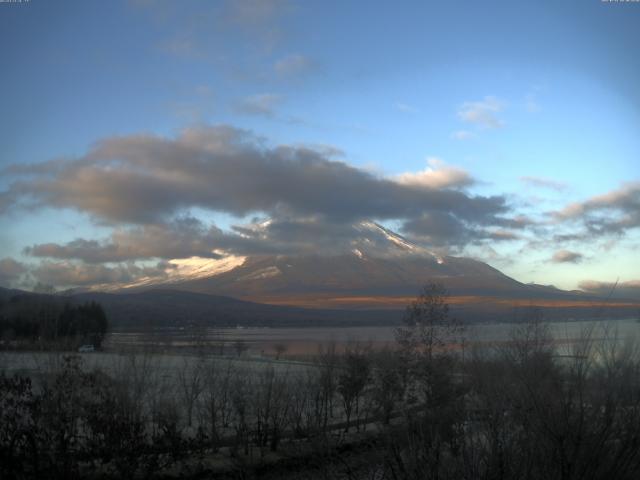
top-left (99, 221), bottom-right (614, 309)
top-left (10, 223), bottom-right (636, 323)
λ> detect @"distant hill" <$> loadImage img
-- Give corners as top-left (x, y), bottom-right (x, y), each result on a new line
top-left (0, 287), bottom-right (401, 328)
top-left (2, 282), bottom-right (638, 330)
top-left (73, 289), bottom-right (405, 327)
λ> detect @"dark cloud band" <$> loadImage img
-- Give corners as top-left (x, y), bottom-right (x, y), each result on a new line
top-left (1, 125), bottom-right (513, 228)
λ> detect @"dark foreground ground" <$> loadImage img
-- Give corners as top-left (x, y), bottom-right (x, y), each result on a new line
top-left (4, 316), bottom-right (640, 479)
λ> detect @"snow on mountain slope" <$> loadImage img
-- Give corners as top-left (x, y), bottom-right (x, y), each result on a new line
top-left (350, 221), bottom-right (443, 261)
top-left (357, 221), bottom-right (418, 252)
top-left (110, 255), bottom-right (246, 292)
top-left (168, 255), bottom-right (247, 280)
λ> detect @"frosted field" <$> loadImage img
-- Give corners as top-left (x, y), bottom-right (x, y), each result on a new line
top-left (0, 350), bottom-right (313, 382)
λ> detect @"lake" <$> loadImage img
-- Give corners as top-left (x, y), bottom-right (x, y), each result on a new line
top-left (103, 317), bottom-right (640, 356)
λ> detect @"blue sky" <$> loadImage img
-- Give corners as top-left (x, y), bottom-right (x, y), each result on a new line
top-left (1, 0), bottom-right (639, 294)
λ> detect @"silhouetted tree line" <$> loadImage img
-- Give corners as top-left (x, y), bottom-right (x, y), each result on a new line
top-left (3, 283), bottom-right (640, 479)
top-left (0, 356), bottom-right (192, 480)
top-left (0, 295), bottom-right (108, 348)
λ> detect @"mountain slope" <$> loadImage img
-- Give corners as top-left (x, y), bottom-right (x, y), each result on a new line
top-left (99, 221), bottom-right (637, 315)
top-left (127, 222), bottom-right (587, 308)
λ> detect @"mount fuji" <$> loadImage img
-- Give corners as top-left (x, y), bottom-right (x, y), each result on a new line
top-left (46, 221), bottom-right (640, 326)
top-left (117, 222), bottom-right (619, 316)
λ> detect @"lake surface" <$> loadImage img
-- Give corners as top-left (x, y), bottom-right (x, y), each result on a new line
top-left (104, 318), bottom-right (640, 356)
top-left (2, 319), bottom-right (639, 377)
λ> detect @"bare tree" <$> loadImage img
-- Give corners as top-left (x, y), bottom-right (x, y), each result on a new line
top-left (198, 360), bottom-right (234, 450)
top-left (233, 339), bottom-right (249, 357)
top-left (177, 356), bottom-right (205, 428)
top-left (317, 342), bottom-right (339, 434)
top-left (288, 373), bottom-right (315, 438)
top-left (371, 348), bottom-right (405, 424)
top-left (253, 366), bottom-right (292, 455)
top-left (273, 343), bottom-right (288, 360)
top-left (337, 344), bottom-right (371, 432)
top-left (396, 282), bottom-right (463, 361)
top-left (230, 372), bottom-right (251, 456)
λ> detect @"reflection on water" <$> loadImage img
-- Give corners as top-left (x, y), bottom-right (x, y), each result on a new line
top-left (104, 318), bottom-right (640, 356)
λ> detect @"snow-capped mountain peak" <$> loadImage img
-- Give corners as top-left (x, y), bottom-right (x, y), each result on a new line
top-left (355, 221), bottom-right (442, 261)
top-left (106, 220), bottom-right (444, 292)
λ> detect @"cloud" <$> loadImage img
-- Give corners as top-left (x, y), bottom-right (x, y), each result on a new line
top-left (274, 54), bottom-right (315, 77)
top-left (161, 35), bottom-right (203, 59)
top-left (450, 130), bottom-right (475, 141)
top-left (23, 216), bottom-right (329, 264)
top-left (170, 101), bottom-right (214, 123)
top-left (236, 93), bottom-right (284, 116)
top-left (394, 158), bottom-right (474, 190)
top-left (0, 124), bottom-right (535, 289)
top-left (553, 182), bottom-right (640, 236)
top-left (230, 216), bottom-right (449, 257)
top-left (221, 0), bottom-right (290, 53)
top-left (6, 254), bottom-right (169, 290)
top-left (194, 85), bottom-right (213, 97)
top-left (22, 210), bottom-right (519, 266)
top-left (135, 0), bottom-right (291, 63)
top-left (20, 213), bottom-right (500, 288)
top-left (24, 218), bottom-right (228, 263)
top-left (457, 96), bottom-right (505, 129)
top-left (30, 261), bottom-right (170, 288)
top-left (524, 92), bottom-right (541, 113)
top-left (489, 230), bottom-right (521, 241)
top-left (0, 258), bottom-right (27, 287)
top-left (402, 212), bottom-right (521, 248)
top-left (169, 84), bottom-right (216, 122)
top-left (1, 125), bottom-right (514, 228)
top-left (224, 0), bottom-right (288, 27)
top-left (128, 0), bottom-right (158, 7)
top-left (402, 212), bottom-right (473, 247)
top-left (520, 176), bottom-right (567, 192)
top-left (578, 279), bottom-right (640, 300)
top-left (551, 250), bottom-right (583, 263)
top-left (552, 233), bottom-right (585, 243)
top-left (393, 102), bottom-right (419, 114)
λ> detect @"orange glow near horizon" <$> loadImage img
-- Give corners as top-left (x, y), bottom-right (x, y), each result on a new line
top-left (248, 295), bottom-right (640, 310)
